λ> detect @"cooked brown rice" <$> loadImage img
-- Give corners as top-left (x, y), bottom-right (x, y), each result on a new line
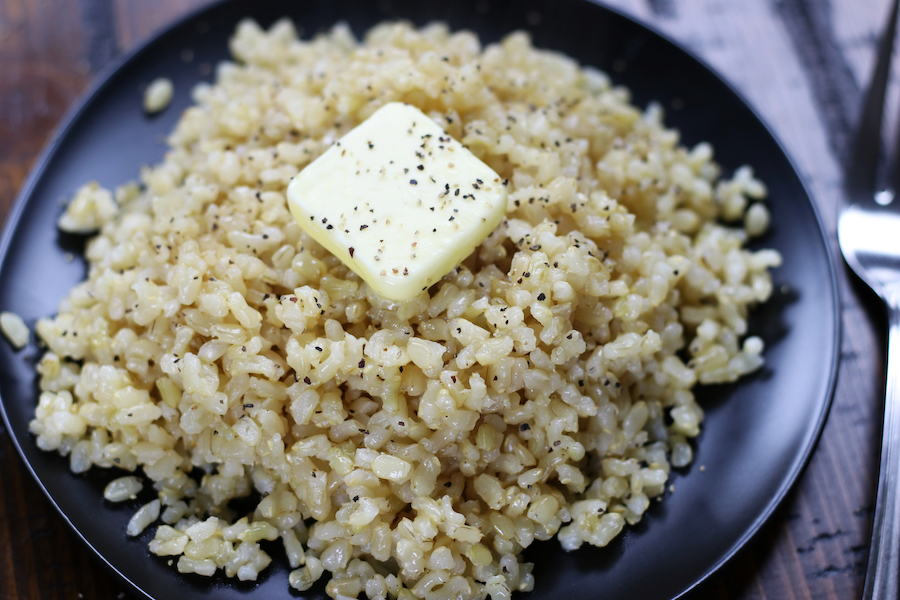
top-left (30, 18), bottom-right (780, 599)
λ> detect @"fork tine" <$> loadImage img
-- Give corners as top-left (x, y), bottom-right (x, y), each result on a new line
top-left (847, 0), bottom-right (900, 202)
top-left (889, 18), bottom-right (900, 202)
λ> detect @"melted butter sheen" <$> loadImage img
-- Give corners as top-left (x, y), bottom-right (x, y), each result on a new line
top-left (287, 102), bottom-right (507, 302)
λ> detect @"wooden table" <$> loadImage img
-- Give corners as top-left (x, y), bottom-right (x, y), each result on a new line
top-left (0, 0), bottom-right (890, 598)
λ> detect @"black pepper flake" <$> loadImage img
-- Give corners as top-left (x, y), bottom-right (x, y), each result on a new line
top-left (520, 423), bottom-right (530, 431)
top-left (578, 380), bottom-right (584, 387)
top-left (304, 376), bottom-right (312, 384)
top-left (315, 346), bottom-right (323, 352)
top-left (451, 375), bottom-right (457, 383)
top-left (349, 247), bottom-right (355, 257)
top-left (113, 355), bottom-right (120, 361)
top-left (537, 293), bottom-right (546, 301)
top-left (553, 440), bottom-right (561, 447)
top-left (358, 359), bottom-right (366, 368)
top-left (360, 224), bottom-right (368, 230)
top-left (567, 334), bottom-right (573, 339)
top-left (410, 179), bottom-right (418, 185)
top-left (444, 482), bottom-right (452, 487)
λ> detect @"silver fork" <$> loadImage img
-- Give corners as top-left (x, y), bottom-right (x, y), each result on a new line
top-left (839, 0), bottom-right (900, 597)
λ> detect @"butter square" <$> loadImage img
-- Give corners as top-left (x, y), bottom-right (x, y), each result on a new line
top-left (286, 102), bottom-right (507, 301)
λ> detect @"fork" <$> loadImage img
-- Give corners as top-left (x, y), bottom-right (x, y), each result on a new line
top-left (839, 0), bottom-right (900, 597)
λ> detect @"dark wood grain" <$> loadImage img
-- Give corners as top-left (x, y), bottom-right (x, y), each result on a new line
top-left (0, 0), bottom-right (889, 598)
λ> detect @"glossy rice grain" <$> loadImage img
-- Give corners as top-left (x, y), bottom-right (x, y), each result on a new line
top-left (31, 19), bottom-right (781, 599)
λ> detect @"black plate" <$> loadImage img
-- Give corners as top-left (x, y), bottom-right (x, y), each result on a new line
top-left (0, 0), bottom-right (840, 598)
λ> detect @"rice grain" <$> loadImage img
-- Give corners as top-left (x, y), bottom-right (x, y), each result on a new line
top-left (31, 19), bottom-right (781, 599)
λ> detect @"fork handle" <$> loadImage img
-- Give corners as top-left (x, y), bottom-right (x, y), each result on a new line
top-left (863, 300), bottom-right (900, 600)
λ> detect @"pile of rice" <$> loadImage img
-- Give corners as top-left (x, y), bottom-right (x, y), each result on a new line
top-left (30, 19), bottom-right (781, 600)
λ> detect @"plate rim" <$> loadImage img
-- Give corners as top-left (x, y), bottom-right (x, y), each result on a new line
top-left (0, 0), bottom-right (843, 598)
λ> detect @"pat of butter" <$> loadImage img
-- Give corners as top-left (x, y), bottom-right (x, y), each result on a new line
top-left (287, 102), bottom-right (507, 302)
